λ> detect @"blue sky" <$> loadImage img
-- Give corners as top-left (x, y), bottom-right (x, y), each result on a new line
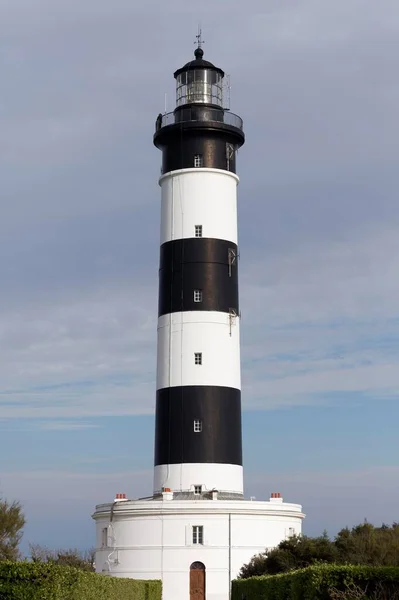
top-left (1, 0), bottom-right (399, 556)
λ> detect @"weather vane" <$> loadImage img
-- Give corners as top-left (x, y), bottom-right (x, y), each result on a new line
top-left (194, 26), bottom-right (204, 50)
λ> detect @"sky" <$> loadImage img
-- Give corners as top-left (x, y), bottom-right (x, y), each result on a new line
top-left (1, 0), bottom-right (399, 557)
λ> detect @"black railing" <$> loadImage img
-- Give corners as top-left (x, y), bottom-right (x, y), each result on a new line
top-left (156, 107), bottom-right (243, 131)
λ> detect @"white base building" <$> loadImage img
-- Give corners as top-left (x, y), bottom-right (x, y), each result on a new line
top-left (93, 491), bottom-right (304, 600)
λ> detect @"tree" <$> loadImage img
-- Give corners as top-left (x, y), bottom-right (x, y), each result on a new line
top-left (29, 543), bottom-right (95, 572)
top-left (335, 522), bottom-right (399, 567)
top-left (238, 522), bottom-right (399, 578)
top-left (0, 497), bottom-right (25, 561)
top-left (239, 532), bottom-right (338, 578)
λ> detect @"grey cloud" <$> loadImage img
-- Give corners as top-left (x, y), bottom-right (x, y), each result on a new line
top-left (1, 0), bottom-right (399, 417)
top-left (2, 224), bottom-right (399, 418)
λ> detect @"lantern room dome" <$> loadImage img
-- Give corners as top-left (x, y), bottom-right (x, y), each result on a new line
top-left (174, 48), bottom-right (225, 79)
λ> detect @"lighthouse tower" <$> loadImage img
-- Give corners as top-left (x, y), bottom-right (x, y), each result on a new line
top-left (93, 44), bottom-right (304, 600)
top-left (153, 43), bottom-right (244, 498)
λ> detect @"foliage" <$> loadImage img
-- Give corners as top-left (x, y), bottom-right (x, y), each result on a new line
top-left (0, 498), bottom-right (25, 561)
top-left (0, 561), bottom-right (162, 600)
top-left (232, 564), bottom-right (399, 600)
top-left (29, 543), bottom-right (95, 571)
top-left (239, 522), bottom-right (399, 578)
top-left (329, 581), bottom-right (399, 600)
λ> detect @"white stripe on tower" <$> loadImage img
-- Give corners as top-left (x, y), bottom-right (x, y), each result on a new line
top-left (159, 169), bottom-right (238, 245)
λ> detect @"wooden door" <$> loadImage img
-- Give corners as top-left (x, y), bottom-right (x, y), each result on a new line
top-left (190, 562), bottom-right (205, 600)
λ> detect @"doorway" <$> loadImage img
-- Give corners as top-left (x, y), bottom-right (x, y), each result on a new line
top-left (190, 561), bottom-right (205, 600)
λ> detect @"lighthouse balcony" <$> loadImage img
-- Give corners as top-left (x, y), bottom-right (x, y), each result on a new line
top-left (156, 107), bottom-right (243, 131)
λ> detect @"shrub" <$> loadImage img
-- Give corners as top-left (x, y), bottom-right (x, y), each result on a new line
top-left (232, 564), bottom-right (399, 600)
top-left (0, 561), bottom-right (162, 600)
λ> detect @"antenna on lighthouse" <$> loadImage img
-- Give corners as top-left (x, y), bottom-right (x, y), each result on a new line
top-left (194, 26), bottom-right (204, 50)
top-left (224, 74), bottom-right (231, 110)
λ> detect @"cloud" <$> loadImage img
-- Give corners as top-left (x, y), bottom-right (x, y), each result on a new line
top-left (32, 421), bottom-right (100, 432)
top-left (2, 222), bottom-right (399, 418)
top-left (240, 223), bottom-right (399, 408)
top-left (1, 0), bottom-right (399, 422)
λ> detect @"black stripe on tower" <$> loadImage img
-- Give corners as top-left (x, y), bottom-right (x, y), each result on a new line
top-left (158, 238), bottom-right (238, 317)
top-left (160, 131), bottom-right (238, 173)
top-left (154, 386), bottom-right (242, 466)
top-left (154, 105), bottom-right (244, 173)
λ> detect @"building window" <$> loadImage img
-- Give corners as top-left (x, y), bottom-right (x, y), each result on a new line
top-left (192, 525), bottom-right (204, 545)
top-left (194, 154), bottom-right (203, 168)
top-left (194, 420), bottom-right (202, 433)
top-left (288, 527), bottom-right (295, 538)
top-left (194, 289), bottom-right (203, 303)
top-left (194, 485), bottom-right (202, 495)
top-left (101, 527), bottom-right (108, 548)
top-left (194, 352), bottom-right (202, 365)
top-left (195, 225), bottom-right (202, 238)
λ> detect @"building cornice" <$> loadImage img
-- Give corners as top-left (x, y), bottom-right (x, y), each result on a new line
top-left (92, 500), bottom-right (305, 521)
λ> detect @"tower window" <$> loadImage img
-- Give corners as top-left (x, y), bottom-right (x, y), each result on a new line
top-left (194, 353), bottom-right (202, 365)
top-left (193, 289), bottom-right (203, 303)
top-left (194, 154), bottom-right (203, 168)
top-left (193, 420), bottom-right (202, 433)
top-left (195, 225), bottom-right (202, 238)
top-left (192, 525), bottom-right (204, 545)
top-left (101, 527), bottom-right (108, 548)
top-left (194, 485), bottom-right (202, 495)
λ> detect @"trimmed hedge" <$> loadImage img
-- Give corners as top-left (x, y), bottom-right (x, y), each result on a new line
top-left (232, 564), bottom-right (399, 600)
top-left (0, 561), bottom-right (162, 600)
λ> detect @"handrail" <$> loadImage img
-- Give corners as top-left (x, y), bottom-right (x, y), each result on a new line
top-left (156, 108), bottom-right (243, 131)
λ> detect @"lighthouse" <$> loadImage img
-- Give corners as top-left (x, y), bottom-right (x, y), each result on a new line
top-left (93, 43), bottom-right (304, 600)
top-left (153, 42), bottom-right (244, 498)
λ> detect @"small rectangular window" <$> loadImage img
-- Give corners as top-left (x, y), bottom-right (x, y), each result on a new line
top-left (194, 485), bottom-right (202, 495)
top-left (195, 225), bottom-right (202, 238)
top-left (101, 527), bottom-right (108, 548)
top-left (193, 420), bottom-right (202, 433)
top-left (194, 154), bottom-right (203, 168)
top-left (194, 352), bottom-right (202, 365)
top-left (192, 525), bottom-right (204, 545)
top-left (193, 289), bottom-right (203, 303)
top-left (288, 527), bottom-right (295, 538)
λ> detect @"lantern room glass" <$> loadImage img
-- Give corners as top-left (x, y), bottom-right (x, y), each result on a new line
top-left (176, 69), bottom-right (223, 107)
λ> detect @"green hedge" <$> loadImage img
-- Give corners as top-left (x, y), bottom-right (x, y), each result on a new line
top-left (0, 561), bottom-right (162, 600)
top-left (232, 564), bottom-right (399, 600)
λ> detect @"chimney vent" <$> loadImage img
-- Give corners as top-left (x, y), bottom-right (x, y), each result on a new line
top-left (114, 493), bottom-right (128, 502)
top-left (270, 492), bottom-right (283, 502)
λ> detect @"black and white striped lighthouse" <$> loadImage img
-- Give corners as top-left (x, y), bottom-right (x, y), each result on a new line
top-left (153, 43), bottom-right (245, 497)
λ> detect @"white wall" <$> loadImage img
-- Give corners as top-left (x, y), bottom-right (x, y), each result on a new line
top-left (94, 499), bottom-right (304, 600)
top-left (159, 169), bottom-right (239, 245)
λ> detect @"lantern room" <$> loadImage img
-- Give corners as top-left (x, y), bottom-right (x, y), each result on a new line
top-left (174, 47), bottom-right (224, 108)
